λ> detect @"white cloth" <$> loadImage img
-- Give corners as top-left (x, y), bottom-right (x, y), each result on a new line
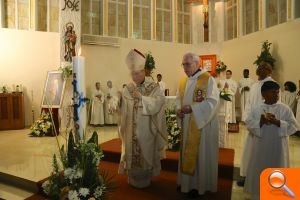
top-left (118, 79), bottom-right (167, 188)
top-left (281, 90), bottom-right (297, 114)
top-left (158, 81), bottom-right (166, 93)
top-left (104, 87), bottom-right (119, 124)
top-left (225, 78), bottom-right (238, 123)
top-left (238, 78), bottom-right (255, 122)
top-left (240, 76), bottom-right (275, 177)
top-left (216, 77), bottom-right (229, 147)
top-left (244, 102), bottom-right (299, 198)
top-left (176, 70), bottom-right (219, 195)
top-left (90, 89), bottom-right (105, 125)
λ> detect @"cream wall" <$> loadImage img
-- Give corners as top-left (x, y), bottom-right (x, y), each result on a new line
top-left (82, 39), bottom-right (221, 97)
top-left (0, 29), bottom-right (60, 126)
top-left (221, 19), bottom-right (300, 88)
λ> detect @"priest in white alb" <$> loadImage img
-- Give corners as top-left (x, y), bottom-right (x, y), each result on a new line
top-left (118, 49), bottom-right (167, 188)
top-left (90, 82), bottom-right (105, 126)
top-left (225, 70), bottom-right (238, 123)
top-left (176, 53), bottom-right (219, 198)
top-left (238, 69), bottom-right (255, 122)
top-left (104, 80), bottom-right (119, 125)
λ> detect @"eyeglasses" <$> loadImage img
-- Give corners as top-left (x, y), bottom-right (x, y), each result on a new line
top-left (181, 63), bottom-right (193, 67)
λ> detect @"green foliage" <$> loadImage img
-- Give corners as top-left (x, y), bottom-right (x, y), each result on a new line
top-left (67, 132), bottom-right (77, 168)
top-left (29, 111), bottom-right (53, 137)
top-left (216, 61), bottom-right (227, 73)
top-left (59, 62), bottom-right (73, 79)
top-left (145, 52), bottom-right (156, 70)
top-left (254, 40), bottom-right (276, 67)
top-left (43, 131), bottom-right (109, 200)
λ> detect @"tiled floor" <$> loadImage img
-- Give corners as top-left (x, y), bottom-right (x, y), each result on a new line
top-left (0, 125), bottom-right (299, 200)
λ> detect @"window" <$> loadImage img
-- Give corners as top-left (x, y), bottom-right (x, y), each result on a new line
top-left (243, 0), bottom-right (259, 35)
top-left (3, 0), bottom-right (29, 29)
top-left (267, 0), bottom-right (287, 28)
top-left (3, 0), bottom-right (16, 28)
top-left (49, 0), bottom-right (59, 32)
top-left (177, 0), bottom-right (191, 44)
top-left (82, 0), bottom-right (103, 35)
top-left (133, 0), bottom-right (151, 40)
top-left (225, 0), bottom-right (237, 40)
top-left (108, 0), bottom-right (127, 37)
top-left (17, 0), bottom-right (29, 30)
top-left (156, 0), bottom-right (172, 42)
top-left (37, 0), bottom-right (47, 31)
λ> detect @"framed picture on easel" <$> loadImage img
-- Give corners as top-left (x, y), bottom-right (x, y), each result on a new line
top-left (199, 54), bottom-right (217, 77)
top-left (41, 71), bottom-right (66, 108)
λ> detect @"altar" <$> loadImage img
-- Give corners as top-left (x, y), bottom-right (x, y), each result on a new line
top-left (165, 96), bottom-right (176, 110)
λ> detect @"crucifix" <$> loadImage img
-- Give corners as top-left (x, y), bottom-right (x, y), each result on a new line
top-left (203, 0), bottom-right (209, 42)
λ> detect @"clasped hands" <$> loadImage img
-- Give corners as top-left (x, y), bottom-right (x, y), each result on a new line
top-left (132, 90), bottom-right (142, 99)
top-left (260, 113), bottom-right (280, 127)
top-left (177, 105), bottom-right (192, 119)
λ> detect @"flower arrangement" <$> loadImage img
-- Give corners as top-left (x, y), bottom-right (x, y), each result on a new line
top-left (165, 109), bottom-right (181, 151)
top-left (216, 61), bottom-right (227, 73)
top-left (59, 62), bottom-right (73, 79)
top-left (29, 111), bottom-right (53, 137)
top-left (42, 131), bottom-right (114, 200)
top-left (144, 52), bottom-right (155, 71)
top-left (220, 88), bottom-right (232, 101)
top-left (254, 40), bottom-right (276, 67)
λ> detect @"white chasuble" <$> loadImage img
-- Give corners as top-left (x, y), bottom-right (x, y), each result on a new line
top-left (90, 89), bottom-right (105, 125)
top-left (118, 79), bottom-right (167, 188)
top-left (244, 102), bottom-right (299, 199)
top-left (176, 70), bottom-right (220, 195)
top-left (238, 78), bottom-right (255, 122)
top-left (240, 76), bottom-right (275, 177)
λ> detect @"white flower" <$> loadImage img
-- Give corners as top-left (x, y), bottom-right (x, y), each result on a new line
top-left (74, 169), bottom-right (83, 179)
top-left (42, 180), bottom-right (51, 194)
top-left (68, 190), bottom-right (80, 200)
top-left (64, 168), bottom-right (74, 179)
top-left (79, 188), bottom-right (90, 197)
top-left (94, 185), bottom-right (106, 198)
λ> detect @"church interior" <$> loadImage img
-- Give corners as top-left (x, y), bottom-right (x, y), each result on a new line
top-left (0, 0), bottom-right (300, 199)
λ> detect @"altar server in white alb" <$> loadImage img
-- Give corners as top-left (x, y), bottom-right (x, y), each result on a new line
top-left (225, 70), bottom-right (238, 123)
top-left (104, 80), bottom-right (119, 125)
top-left (238, 69), bottom-right (255, 122)
top-left (238, 61), bottom-right (276, 186)
top-left (176, 53), bottom-right (219, 198)
top-left (118, 49), bottom-right (167, 188)
top-left (281, 81), bottom-right (297, 114)
top-left (245, 81), bottom-right (299, 199)
top-left (90, 82), bottom-right (105, 126)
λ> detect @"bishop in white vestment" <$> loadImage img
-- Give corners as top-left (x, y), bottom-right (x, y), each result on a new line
top-left (90, 82), bottom-right (105, 126)
top-left (244, 81), bottom-right (299, 199)
top-left (118, 49), bottom-right (167, 188)
top-left (176, 53), bottom-right (219, 197)
top-left (238, 69), bottom-right (255, 122)
top-left (225, 70), bottom-right (238, 123)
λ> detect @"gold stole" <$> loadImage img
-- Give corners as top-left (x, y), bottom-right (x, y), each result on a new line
top-left (179, 72), bottom-right (210, 175)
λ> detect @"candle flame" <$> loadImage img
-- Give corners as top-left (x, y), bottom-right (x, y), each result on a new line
top-left (78, 47), bottom-right (82, 56)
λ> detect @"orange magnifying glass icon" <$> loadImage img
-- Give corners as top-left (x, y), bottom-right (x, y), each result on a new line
top-left (268, 170), bottom-right (296, 198)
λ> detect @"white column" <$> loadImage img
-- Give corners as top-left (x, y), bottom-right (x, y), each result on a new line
top-left (15, 0), bottom-right (18, 29)
top-left (0, 0), bottom-right (4, 28)
top-left (238, 0), bottom-right (243, 37)
top-left (259, 0), bottom-right (267, 30)
top-left (291, 0), bottom-right (295, 20)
